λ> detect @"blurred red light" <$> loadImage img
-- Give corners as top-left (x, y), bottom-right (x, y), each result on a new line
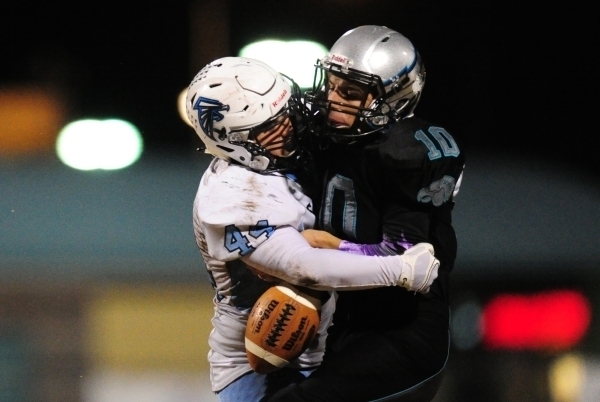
top-left (482, 290), bottom-right (591, 351)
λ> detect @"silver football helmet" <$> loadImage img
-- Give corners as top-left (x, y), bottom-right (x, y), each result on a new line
top-left (308, 25), bottom-right (426, 139)
top-left (186, 57), bottom-right (306, 171)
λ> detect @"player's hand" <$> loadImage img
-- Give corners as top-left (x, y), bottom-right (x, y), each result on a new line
top-left (397, 243), bottom-right (439, 293)
top-left (301, 229), bottom-right (342, 249)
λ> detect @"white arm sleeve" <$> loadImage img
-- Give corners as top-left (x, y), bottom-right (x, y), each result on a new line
top-left (241, 226), bottom-right (406, 291)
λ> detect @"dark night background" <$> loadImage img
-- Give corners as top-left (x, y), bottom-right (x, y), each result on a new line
top-left (2, 1), bottom-right (599, 284)
top-left (1, 0), bottom-right (597, 174)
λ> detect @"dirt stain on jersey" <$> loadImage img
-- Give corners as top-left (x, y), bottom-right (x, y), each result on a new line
top-left (240, 175), bottom-right (264, 213)
top-left (286, 262), bottom-right (319, 287)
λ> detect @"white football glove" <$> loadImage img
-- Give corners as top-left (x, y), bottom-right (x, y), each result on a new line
top-left (398, 243), bottom-right (439, 293)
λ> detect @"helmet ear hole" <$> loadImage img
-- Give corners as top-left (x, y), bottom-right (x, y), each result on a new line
top-left (216, 128), bottom-right (227, 140)
top-left (217, 145), bottom-right (235, 153)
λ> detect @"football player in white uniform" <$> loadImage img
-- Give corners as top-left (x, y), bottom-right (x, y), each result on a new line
top-left (186, 56), bottom-right (440, 402)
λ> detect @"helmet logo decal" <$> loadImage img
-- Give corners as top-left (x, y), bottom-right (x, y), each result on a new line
top-left (271, 89), bottom-right (288, 108)
top-left (331, 54), bottom-right (349, 64)
top-left (193, 97), bottom-right (230, 140)
top-left (326, 53), bottom-right (352, 71)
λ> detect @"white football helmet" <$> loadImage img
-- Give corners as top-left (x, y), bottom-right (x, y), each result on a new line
top-left (186, 57), bottom-right (306, 171)
top-left (308, 25), bottom-right (426, 139)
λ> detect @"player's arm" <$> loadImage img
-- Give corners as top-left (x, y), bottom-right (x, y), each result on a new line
top-left (300, 229), bottom-right (342, 249)
top-left (240, 226), bottom-right (438, 293)
top-left (302, 228), bottom-right (408, 256)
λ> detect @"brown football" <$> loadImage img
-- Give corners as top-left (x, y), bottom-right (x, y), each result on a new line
top-left (245, 282), bottom-right (321, 374)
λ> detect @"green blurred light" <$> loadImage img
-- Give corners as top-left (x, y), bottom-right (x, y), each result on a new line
top-left (56, 119), bottom-right (143, 171)
top-left (239, 40), bottom-right (327, 88)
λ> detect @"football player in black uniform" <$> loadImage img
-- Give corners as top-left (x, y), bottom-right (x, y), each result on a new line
top-left (268, 25), bottom-right (466, 402)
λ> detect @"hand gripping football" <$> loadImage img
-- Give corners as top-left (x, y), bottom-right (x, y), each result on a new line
top-left (245, 283), bottom-right (321, 374)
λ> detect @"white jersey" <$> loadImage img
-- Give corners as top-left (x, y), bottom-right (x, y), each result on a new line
top-left (193, 158), bottom-right (334, 392)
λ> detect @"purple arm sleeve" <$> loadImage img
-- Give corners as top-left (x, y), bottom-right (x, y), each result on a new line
top-left (339, 234), bottom-right (414, 256)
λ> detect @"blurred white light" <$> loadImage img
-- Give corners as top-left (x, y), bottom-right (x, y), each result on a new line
top-left (56, 119), bottom-right (143, 171)
top-left (239, 40), bottom-right (327, 88)
top-left (178, 88), bottom-right (193, 127)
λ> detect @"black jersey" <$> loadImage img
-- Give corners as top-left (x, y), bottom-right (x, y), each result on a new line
top-left (317, 116), bottom-right (465, 331)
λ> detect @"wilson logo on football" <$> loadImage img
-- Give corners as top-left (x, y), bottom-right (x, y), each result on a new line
top-left (251, 299), bottom-right (280, 335)
top-left (283, 316), bottom-right (311, 351)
